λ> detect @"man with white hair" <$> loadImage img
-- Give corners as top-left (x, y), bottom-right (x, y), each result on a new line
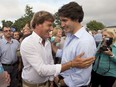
top-left (94, 30), bottom-right (103, 47)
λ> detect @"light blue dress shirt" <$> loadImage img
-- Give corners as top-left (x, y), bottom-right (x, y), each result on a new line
top-left (94, 33), bottom-right (102, 42)
top-left (0, 36), bottom-right (19, 64)
top-left (56, 27), bottom-right (96, 87)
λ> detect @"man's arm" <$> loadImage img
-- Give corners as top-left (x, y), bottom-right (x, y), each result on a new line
top-left (61, 53), bottom-right (95, 72)
top-left (52, 43), bottom-right (95, 70)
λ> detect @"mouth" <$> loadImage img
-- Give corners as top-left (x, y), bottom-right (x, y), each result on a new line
top-left (45, 31), bottom-right (51, 37)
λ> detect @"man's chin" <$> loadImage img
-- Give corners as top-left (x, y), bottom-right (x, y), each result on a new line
top-left (44, 35), bottom-right (50, 39)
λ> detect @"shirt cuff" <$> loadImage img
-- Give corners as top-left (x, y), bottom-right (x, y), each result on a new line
top-left (54, 64), bottom-right (61, 77)
top-left (49, 76), bottom-right (54, 81)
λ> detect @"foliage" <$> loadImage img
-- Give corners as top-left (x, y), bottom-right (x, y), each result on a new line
top-left (12, 5), bottom-right (34, 31)
top-left (1, 20), bottom-right (13, 28)
top-left (53, 12), bottom-right (61, 28)
top-left (87, 20), bottom-right (105, 31)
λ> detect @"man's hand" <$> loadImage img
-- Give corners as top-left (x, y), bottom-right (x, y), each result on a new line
top-left (104, 48), bottom-right (113, 56)
top-left (54, 37), bottom-right (61, 43)
top-left (61, 53), bottom-right (95, 72)
top-left (49, 81), bottom-right (54, 87)
top-left (54, 76), bottom-right (59, 85)
top-left (3, 71), bottom-right (10, 85)
top-left (0, 71), bottom-right (10, 86)
top-left (54, 76), bottom-right (66, 86)
top-left (72, 53), bottom-right (95, 68)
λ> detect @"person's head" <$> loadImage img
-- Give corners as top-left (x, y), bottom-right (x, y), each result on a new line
top-left (102, 30), bottom-right (115, 45)
top-left (102, 30), bottom-right (114, 38)
top-left (98, 30), bottom-right (102, 33)
top-left (58, 2), bottom-right (84, 34)
top-left (31, 11), bottom-right (54, 40)
top-left (23, 27), bottom-right (31, 36)
top-left (52, 27), bottom-right (62, 38)
top-left (3, 27), bottom-right (12, 38)
top-left (13, 31), bottom-right (20, 41)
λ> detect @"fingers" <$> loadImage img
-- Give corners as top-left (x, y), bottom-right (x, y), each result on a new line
top-left (83, 57), bottom-right (95, 62)
top-left (81, 57), bottom-right (95, 68)
top-left (74, 57), bottom-right (95, 68)
top-left (76, 52), bottom-right (84, 58)
top-left (3, 71), bottom-right (10, 84)
top-left (54, 76), bottom-right (59, 84)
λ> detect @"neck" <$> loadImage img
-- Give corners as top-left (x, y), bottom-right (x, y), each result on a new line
top-left (72, 23), bottom-right (82, 34)
top-left (5, 37), bottom-right (11, 42)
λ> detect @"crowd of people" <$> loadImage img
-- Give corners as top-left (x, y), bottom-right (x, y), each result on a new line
top-left (0, 1), bottom-right (116, 87)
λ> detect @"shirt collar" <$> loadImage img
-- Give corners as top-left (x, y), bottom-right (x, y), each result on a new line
top-left (32, 31), bottom-right (46, 44)
top-left (74, 27), bottom-right (86, 38)
top-left (2, 35), bottom-right (13, 44)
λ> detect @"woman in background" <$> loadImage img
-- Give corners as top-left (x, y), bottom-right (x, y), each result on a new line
top-left (90, 30), bottom-right (116, 87)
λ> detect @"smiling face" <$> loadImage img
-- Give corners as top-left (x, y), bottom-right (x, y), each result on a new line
top-left (60, 17), bottom-right (75, 34)
top-left (35, 20), bottom-right (53, 40)
top-left (13, 32), bottom-right (20, 40)
top-left (31, 11), bottom-right (54, 40)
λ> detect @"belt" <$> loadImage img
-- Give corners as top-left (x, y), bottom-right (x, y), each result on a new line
top-left (23, 80), bottom-right (47, 87)
top-left (2, 61), bottom-right (18, 66)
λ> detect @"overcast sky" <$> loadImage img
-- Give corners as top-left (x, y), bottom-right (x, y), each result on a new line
top-left (0, 0), bottom-right (116, 27)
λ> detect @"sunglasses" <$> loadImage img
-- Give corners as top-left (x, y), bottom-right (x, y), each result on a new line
top-left (3, 30), bottom-right (11, 32)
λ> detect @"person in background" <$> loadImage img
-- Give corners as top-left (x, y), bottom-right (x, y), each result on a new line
top-left (90, 30), bottom-right (116, 87)
top-left (20, 11), bottom-right (95, 87)
top-left (50, 27), bottom-right (62, 48)
top-left (94, 30), bottom-right (103, 47)
top-left (23, 27), bottom-right (32, 36)
top-left (13, 31), bottom-right (21, 42)
top-left (0, 26), bottom-right (20, 87)
top-left (50, 27), bottom-right (63, 64)
top-left (52, 2), bottom-right (96, 87)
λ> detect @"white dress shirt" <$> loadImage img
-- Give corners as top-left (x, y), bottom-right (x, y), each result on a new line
top-left (20, 32), bottom-right (61, 84)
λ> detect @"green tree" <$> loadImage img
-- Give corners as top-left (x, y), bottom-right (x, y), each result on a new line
top-left (24, 5), bottom-right (33, 17)
top-left (53, 12), bottom-right (61, 28)
top-left (1, 20), bottom-right (13, 28)
top-left (12, 5), bottom-right (34, 31)
top-left (87, 20), bottom-right (105, 31)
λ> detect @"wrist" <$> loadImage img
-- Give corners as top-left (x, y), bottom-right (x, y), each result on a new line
top-left (110, 54), bottom-right (114, 58)
top-left (70, 61), bottom-right (73, 68)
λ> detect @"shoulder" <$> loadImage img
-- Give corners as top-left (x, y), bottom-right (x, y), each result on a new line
top-left (0, 38), bottom-right (4, 45)
top-left (12, 39), bottom-right (20, 44)
top-left (81, 31), bottom-right (94, 41)
top-left (20, 35), bottom-right (34, 47)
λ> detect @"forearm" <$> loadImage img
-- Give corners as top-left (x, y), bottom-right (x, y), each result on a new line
top-left (61, 61), bottom-right (72, 72)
